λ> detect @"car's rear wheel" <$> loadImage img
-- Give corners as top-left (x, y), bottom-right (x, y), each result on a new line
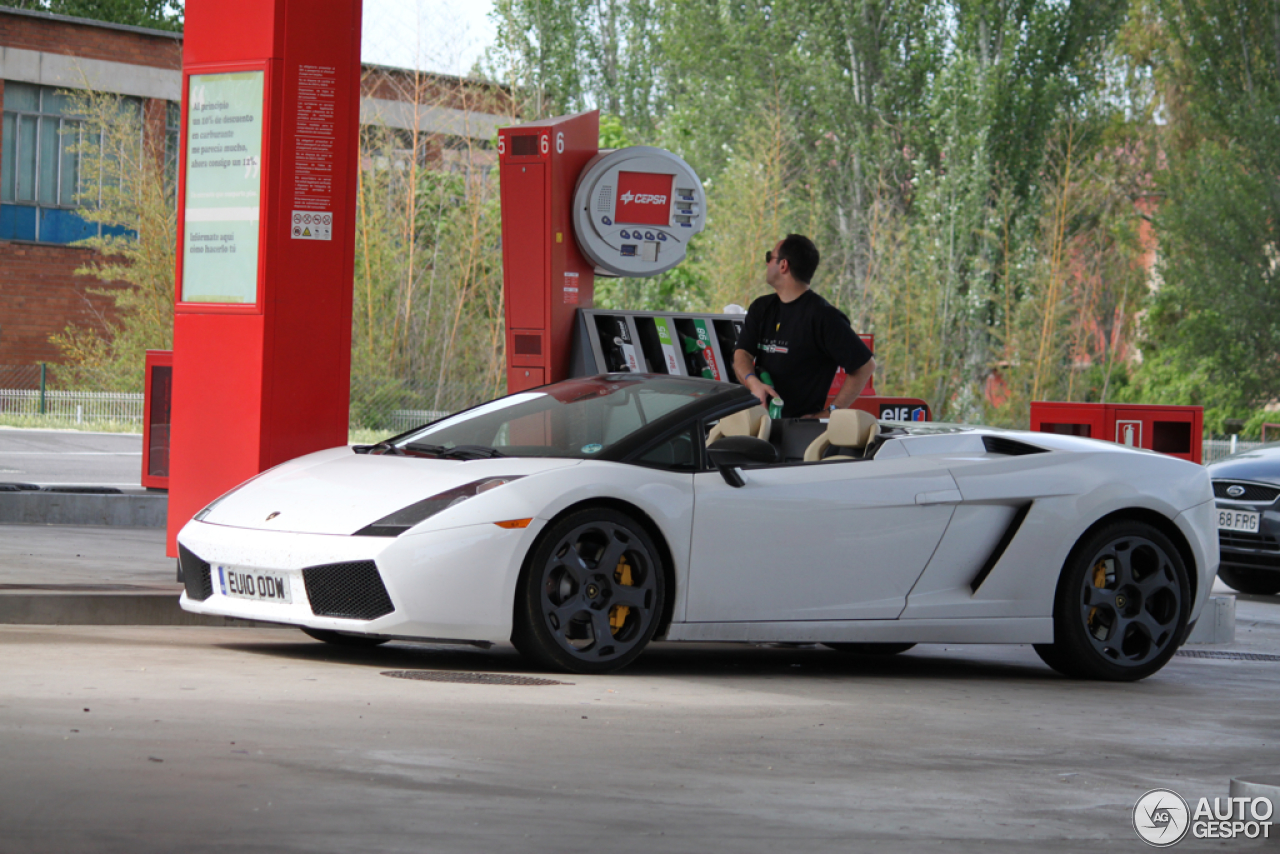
top-left (513, 508), bottom-right (665, 674)
top-left (301, 627), bottom-right (390, 648)
top-left (823, 643), bottom-right (916, 655)
top-left (1035, 520), bottom-right (1189, 681)
top-left (1217, 566), bottom-right (1280, 596)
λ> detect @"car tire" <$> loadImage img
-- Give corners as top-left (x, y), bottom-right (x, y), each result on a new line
top-left (1217, 566), bottom-right (1280, 596)
top-left (823, 643), bottom-right (916, 655)
top-left (513, 507), bottom-right (665, 674)
top-left (1034, 520), bottom-right (1189, 682)
top-left (301, 627), bottom-right (390, 648)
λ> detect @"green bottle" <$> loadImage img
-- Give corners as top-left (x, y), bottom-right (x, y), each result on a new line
top-left (759, 371), bottom-right (783, 420)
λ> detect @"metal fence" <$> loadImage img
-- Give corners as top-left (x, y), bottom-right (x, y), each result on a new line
top-left (0, 367), bottom-right (497, 435)
top-left (348, 375), bottom-right (498, 433)
top-left (0, 388), bottom-right (145, 423)
top-left (1203, 437), bottom-right (1267, 465)
top-left (1, 363), bottom-right (1268, 455)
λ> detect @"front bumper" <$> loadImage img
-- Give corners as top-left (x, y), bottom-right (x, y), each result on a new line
top-left (177, 518), bottom-right (543, 643)
top-left (1216, 506), bottom-right (1280, 575)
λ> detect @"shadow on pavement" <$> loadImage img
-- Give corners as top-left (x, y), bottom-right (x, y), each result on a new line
top-left (211, 635), bottom-right (1065, 683)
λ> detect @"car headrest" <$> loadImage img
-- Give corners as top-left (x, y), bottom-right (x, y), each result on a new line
top-left (827, 409), bottom-right (880, 449)
top-left (707, 405), bottom-right (772, 446)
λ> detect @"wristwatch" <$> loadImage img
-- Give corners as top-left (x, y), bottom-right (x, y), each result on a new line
top-left (828, 404), bottom-right (838, 412)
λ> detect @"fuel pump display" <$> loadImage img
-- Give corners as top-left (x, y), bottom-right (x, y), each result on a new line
top-left (572, 146), bottom-right (706, 277)
top-left (592, 315), bottom-right (642, 373)
top-left (677, 318), bottom-right (724, 380)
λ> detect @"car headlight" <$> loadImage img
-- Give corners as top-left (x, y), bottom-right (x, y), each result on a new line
top-left (354, 477), bottom-right (525, 537)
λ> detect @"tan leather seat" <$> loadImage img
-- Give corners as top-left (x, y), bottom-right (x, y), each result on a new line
top-left (706, 405), bottom-right (772, 446)
top-left (803, 409), bottom-right (880, 461)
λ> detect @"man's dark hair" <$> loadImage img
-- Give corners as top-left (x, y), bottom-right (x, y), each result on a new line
top-left (777, 234), bottom-right (820, 283)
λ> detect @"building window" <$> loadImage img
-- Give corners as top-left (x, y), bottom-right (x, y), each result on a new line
top-left (0, 82), bottom-right (137, 244)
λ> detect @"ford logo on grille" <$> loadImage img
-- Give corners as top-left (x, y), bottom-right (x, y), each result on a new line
top-left (1227, 485), bottom-right (1246, 498)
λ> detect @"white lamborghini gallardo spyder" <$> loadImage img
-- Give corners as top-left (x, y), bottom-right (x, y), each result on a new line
top-left (178, 374), bottom-right (1218, 680)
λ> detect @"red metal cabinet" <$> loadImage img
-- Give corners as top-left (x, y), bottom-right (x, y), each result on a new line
top-left (142, 350), bottom-right (173, 489)
top-left (1030, 401), bottom-right (1203, 463)
top-left (498, 111), bottom-right (600, 393)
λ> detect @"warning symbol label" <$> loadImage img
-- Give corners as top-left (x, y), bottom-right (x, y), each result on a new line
top-left (291, 209), bottom-right (332, 241)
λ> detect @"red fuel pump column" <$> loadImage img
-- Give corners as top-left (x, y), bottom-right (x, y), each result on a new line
top-left (498, 111), bottom-right (600, 393)
top-left (166, 0), bottom-right (363, 554)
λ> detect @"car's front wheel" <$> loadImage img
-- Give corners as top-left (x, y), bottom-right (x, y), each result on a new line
top-left (1217, 566), bottom-right (1280, 596)
top-left (513, 508), bottom-right (665, 674)
top-left (1035, 520), bottom-right (1189, 681)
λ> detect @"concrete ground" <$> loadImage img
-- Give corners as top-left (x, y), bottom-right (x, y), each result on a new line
top-left (3, 604), bottom-right (1280, 853)
top-left (0, 428), bottom-right (143, 489)
top-left (2, 428), bottom-right (1277, 852)
top-left (0, 525), bottom-right (174, 589)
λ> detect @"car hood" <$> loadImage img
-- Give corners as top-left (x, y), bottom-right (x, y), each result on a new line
top-left (1207, 446), bottom-right (1280, 485)
top-left (198, 447), bottom-right (581, 535)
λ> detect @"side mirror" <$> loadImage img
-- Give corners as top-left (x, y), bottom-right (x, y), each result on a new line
top-left (707, 436), bottom-right (779, 488)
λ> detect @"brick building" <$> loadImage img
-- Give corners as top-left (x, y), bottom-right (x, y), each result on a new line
top-left (0, 6), bottom-right (510, 379)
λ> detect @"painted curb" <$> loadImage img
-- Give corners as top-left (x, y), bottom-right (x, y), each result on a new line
top-left (0, 590), bottom-right (284, 627)
top-left (0, 492), bottom-right (166, 527)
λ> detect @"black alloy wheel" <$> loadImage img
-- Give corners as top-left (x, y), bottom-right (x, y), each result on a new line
top-left (513, 508), bottom-right (665, 674)
top-left (824, 643), bottom-right (916, 655)
top-left (301, 627), bottom-right (390, 648)
top-left (1217, 566), bottom-right (1280, 596)
top-left (1035, 521), bottom-right (1189, 681)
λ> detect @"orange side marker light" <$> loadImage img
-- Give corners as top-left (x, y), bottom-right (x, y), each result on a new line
top-left (494, 518), bottom-right (533, 529)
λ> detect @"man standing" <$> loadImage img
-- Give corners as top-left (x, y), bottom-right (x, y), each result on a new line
top-left (733, 234), bottom-right (875, 418)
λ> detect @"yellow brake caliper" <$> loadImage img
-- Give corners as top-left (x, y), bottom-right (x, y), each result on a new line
top-left (609, 556), bottom-right (634, 635)
top-left (1088, 560), bottom-right (1108, 634)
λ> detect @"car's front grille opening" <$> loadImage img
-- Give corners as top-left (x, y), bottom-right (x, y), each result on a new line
top-left (1214, 481), bottom-right (1280, 502)
top-left (303, 561), bottom-right (395, 621)
top-left (178, 544), bottom-right (213, 601)
top-left (1220, 531), bottom-right (1280, 552)
top-left (1221, 552), bottom-right (1280, 570)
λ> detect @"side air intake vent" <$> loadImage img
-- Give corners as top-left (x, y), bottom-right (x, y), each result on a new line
top-left (303, 561), bottom-right (395, 621)
top-left (178, 543), bottom-right (213, 601)
top-left (983, 436), bottom-right (1048, 456)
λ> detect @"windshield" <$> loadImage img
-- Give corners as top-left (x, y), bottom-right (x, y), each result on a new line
top-left (393, 375), bottom-right (717, 459)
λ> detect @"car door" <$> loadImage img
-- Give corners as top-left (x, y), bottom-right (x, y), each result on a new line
top-left (685, 455), bottom-right (959, 622)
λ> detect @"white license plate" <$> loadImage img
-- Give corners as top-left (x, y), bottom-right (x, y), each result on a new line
top-left (216, 566), bottom-right (292, 603)
top-left (1218, 509), bottom-right (1261, 533)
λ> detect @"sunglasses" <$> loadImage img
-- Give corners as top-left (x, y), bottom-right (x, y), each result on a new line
top-left (765, 250), bottom-right (777, 264)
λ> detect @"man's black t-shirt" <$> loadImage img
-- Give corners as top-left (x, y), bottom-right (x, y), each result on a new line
top-left (735, 289), bottom-right (873, 418)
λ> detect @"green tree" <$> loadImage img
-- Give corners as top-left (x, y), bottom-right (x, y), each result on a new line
top-left (352, 70), bottom-right (511, 424)
top-left (50, 90), bottom-right (176, 392)
top-left (1128, 0), bottom-right (1280, 411)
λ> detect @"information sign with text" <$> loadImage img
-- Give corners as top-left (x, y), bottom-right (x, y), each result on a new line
top-left (181, 70), bottom-right (265, 304)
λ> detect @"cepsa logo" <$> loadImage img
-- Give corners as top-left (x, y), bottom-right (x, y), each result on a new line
top-left (619, 191), bottom-right (668, 205)
top-left (615, 171), bottom-right (674, 226)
